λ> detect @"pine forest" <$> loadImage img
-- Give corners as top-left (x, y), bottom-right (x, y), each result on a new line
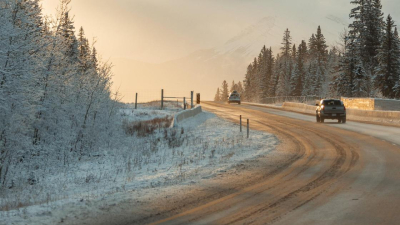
top-left (215, 0), bottom-right (400, 102)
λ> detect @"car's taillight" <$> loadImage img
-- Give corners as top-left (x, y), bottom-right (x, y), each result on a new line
top-left (321, 105), bottom-right (325, 111)
top-left (344, 106), bottom-right (346, 111)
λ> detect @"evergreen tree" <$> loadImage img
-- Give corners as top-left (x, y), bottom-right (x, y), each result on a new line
top-left (364, 0), bottom-right (384, 67)
top-left (230, 80), bottom-right (236, 93)
top-left (214, 88), bottom-right (221, 101)
top-left (314, 26), bottom-right (328, 95)
top-left (237, 81), bottom-right (244, 96)
top-left (266, 47), bottom-right (275, 97)
top-left (304, 26), bottom-right (328, 96)
top-left (289, 44), bottom-right (297, 96)
top-left (346, 0), bottom-right (384, 96)
top-left (258, 46), bottom-right (269, 102)
top-left (393, 28), bottom-right (400, 98)
top-left (91, 47), bottom-right (99, 70)
top-left (243, 64), bottom-right (253, 101)
top-left (292, 44), bottom-right (297, 59)
top-left (269, 54), bottom-right (280, 97)
top-left (326, 47), bottom-right (340, 97)
top-left (376, 15), bottom-right (400, 98)
top-left (243, 58), bottom-right (259, 102)
top-left (220, 80), bottom-right (229, 101)
top-left (291, 41), bottom-right (307, 96)
top-left (60, 12), bottom-right (79, 62)
top-left (276, 29), bottom-right (292, 96)
top-left (303, 34), bottom-right (315, 95)
top-left (251, 57), bottom-right (260, 101)
top-left (78, 27), bottom-right (91, 71)
top-left (335, 36), bottom-right (357, 97)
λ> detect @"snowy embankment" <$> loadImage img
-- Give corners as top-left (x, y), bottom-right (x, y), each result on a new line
top-left (1, 102), bottom-right (277, 225)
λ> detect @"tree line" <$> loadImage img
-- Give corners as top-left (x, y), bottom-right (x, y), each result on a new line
top-left (0, 0), bottom-right (119, 188)
top-left (216, 0), bottom-right (400, 102)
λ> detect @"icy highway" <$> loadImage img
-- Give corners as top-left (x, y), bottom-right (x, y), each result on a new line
top-left (151, 101), bottom-right (400, 225)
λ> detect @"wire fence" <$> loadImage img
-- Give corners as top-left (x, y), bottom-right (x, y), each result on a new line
top-left (118, 89), bottom-right (199, 110)
top-left (117, 90), bottom-right (196, 103)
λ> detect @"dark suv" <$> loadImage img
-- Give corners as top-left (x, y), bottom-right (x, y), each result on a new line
top-left (228, 91), bottom-right (241, 104)
top-left (316, 99), bottom-right (346, 123)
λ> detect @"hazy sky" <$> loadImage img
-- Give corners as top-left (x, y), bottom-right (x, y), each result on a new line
top-left (41, 0), bottom-right (400, 102)
top-left (41, 0), bottom-right (400, 63)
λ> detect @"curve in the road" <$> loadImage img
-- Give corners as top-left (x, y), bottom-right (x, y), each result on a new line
top-left (151, 101), bottom-right (395, 225)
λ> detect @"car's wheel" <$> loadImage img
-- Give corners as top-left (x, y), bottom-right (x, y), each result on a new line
top-left (342, 117), bottom-right (346, 123)
top-left (321, 117), bottom-right (325, 123)
top-left (338, 118), bottom-right (342, 123)
top-left (316, 115), bottom-right (320, 123)
top-left (238, 102), bottom-right (241, 105)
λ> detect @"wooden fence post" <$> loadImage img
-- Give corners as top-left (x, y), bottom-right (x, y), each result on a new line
top-left (161, 89), bottom-right (164, 110)
top-left (247, 119), bottom-right (249, 138)
top-left (135, 93), bottom-right (138, 109)
top-left (191, 91), bottom-right (194, 108)
top-left (240, 115), bottom-right (242, 132)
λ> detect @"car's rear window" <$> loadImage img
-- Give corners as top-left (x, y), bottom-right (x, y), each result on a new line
top-left (323, 100), bottom-right (342, 106)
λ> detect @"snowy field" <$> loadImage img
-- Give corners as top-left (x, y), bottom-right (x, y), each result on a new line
top-left (1, 103), bottom-right (278, 225)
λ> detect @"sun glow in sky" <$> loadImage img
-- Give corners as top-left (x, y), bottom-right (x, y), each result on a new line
top-left (41, 0), bottom-right (400, 102)
top-left (41, 0), bottom-right (400, 63)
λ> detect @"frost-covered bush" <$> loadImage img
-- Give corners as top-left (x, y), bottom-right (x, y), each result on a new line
top-left (0, 0), bottom-right (119, 188)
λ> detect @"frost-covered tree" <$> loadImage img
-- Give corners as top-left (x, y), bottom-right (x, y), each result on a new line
top-left (303, 26), bottom-right (328, 96)
top-left (0, 0), bottom-right (118, 188)
top-left (344, 0), bottom-right (384, 97)
top-left (0, 0), bottom-right (45, 186)
top-left (337, 46), bottom-right (355, 96)
top-left (375, 15), bottom-right (400, 98)
top-left (326, 47), bottom-right (340, 97)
